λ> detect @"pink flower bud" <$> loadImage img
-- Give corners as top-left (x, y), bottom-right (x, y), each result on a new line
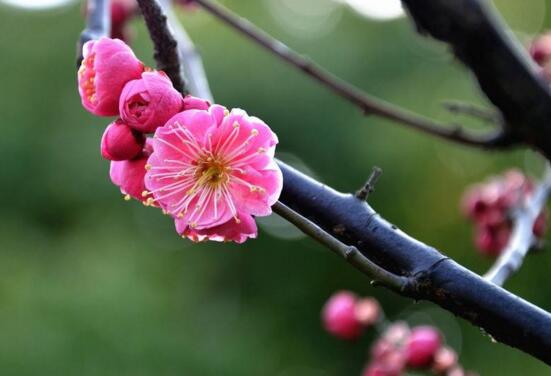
top-left (383, 322), bottom-right (411, 346)
top-left (321, 291), bottom-right (362, 340)
top-left (432, 346), bottom-right (458, 374)
top-left (533, 210), bottom-right (549, 238)
top-left (354, 297), bottom-right (381, 327)
top-left (530, 33), bottom-right (551, 66)
top-left (78, 37), bottom-right (144, 116)
top-left (405, 326), bottom-right (442, 368)
top-left (183, 95), bottom-right (211, 111)
top-left (475, 224), bottom-right (511, 257)
top-left (110, 140), bottom-right (154, 203)
top-left (101, 119), bottom-right (145, 161)
top-left (119, 71), bottom-right (184, 133)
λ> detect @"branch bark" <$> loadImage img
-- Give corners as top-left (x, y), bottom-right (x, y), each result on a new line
top-left (278, 161), bottom-right (551, 365)
top-left (137, 0), bottom-right (187, 93)
top-left (401, 0), bottom-right (551, 160)
top-left (158, 0), bottom-right (214, 101)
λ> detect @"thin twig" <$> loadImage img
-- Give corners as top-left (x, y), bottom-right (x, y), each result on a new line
top-left (77, 0), bottom-right (110, 66)
top-left (159, 0), bottom-right (214, 101)
top-left (484, 165), bottom-right (551, 286)
top-left (356, 166), bottom-right (383, 201)
top-left (191, 0), bottom-right (512, 148)
top-left (272, 201), bottom-right (409, 293)
top-left (443, 101), bottom-right (501, 124)
top-left (137, 0), bottom-right (187, 93)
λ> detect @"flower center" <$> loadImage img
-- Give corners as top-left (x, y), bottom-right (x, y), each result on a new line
top-left (195, 158), bottom-right (229, 188)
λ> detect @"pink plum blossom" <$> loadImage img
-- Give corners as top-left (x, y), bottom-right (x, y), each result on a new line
top-left (144, 105), bottom-right (282, 243)
top-left (101, 119), bottom-right (145, 161)
top-left (110, 139), bottom-right (154, 203)
top-left (78, 37), bottom-right (144, 116)
top-left (119, 71), bottom-right (184, 133)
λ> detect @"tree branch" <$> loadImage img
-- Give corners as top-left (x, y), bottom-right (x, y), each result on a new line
top-left (191, 0), bottom-right (513, 149)
top-left (77, 0), bottom-right (110, 66)
top-left (484, 165), bottom-right (551, 286)
top-left (137, 0), bottom-right (187, 93)
top-left (401, 0), bottom-right (551, 160)
top-left (158, 0), bottom-right (214, 101)
top-left (272, 201), bottom-right (409, 293)
top-left (277, 161), bottom-right (551, 365)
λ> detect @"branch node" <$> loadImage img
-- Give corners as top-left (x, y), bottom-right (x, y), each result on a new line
top-left (356, 166), bottom-right (383, 201)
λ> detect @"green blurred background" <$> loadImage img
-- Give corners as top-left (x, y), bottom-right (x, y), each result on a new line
top-left (1, 0), bottom-right (551, 374)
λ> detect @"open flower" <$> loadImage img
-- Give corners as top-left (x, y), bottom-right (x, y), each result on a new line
top-left (144, 105), bottom-right (282, 243)
top-left (78, 37), bottom-right (144, 116)
top-left (119, 71), bottom-right (184, 133)
top-left (110, 139), bottom-right (154, 203)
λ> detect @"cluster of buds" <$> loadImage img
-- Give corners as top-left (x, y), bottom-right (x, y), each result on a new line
top-left (461, 169), bottom-right (548, 256)
top-left (321, 292), bottom-right (476, 376)
top-left (364, 322), bottom-right (476, 376)
top-left (77, 38), bottom-right (282, 243)
top-left (530, 32), bottom-right (551, 80)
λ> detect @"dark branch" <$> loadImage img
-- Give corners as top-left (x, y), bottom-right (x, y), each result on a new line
top-left (401, 0), bottom-right (551, 160)
top-left (191, 0), bottom-right (514, 149)
top-left (278, 161), bottom-right (551, 365)
top-left (137, 0), bottom-right (187, 93)
top-left (158, 0), bottom-right (213, 100)
top-left (77, 0), bottom-right (110, 66)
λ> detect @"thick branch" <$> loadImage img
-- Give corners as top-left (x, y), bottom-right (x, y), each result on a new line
top-left (77, 0), bottom-right (110, 66)
top-left (278, 161), bottom-right (551, 365)
top-left (137, 0), bottom-right (186, 93)
top-left (192, 0), bottom-right (513, 149)
top-left (484, 166), bottom-right (551, 285)
top-left (401, 0), bottom-right (551, 160)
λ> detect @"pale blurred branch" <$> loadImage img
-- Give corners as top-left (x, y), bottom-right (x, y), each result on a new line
top-left (484, 165), bottom-right (551, 286)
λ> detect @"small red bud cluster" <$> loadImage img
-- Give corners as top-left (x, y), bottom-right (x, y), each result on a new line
top-left (530, 32), bottom-right (551, 81)
top-left (321, 291), bottom-right (380, 340)
top-left (461, 169), bottom-right (548, 257)
top-left (322, 291), bottom-right (476, 376)
top-left (363, 323), bottom-right (476, 376)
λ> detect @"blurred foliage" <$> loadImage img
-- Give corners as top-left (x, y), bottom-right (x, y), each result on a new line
top-left (1, 0), bottom-right (551, 375)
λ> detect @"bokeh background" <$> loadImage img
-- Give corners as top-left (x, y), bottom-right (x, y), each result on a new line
top-left (1, 0), bottom-right (551, 374)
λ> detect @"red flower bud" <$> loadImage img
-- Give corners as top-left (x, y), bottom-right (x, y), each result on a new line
top-left (101, 119), bottom-right (145, 161)
top-left (405, 326), bottom-right (441, 368)
top-left (321, 291), bottom-right (362, 340)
